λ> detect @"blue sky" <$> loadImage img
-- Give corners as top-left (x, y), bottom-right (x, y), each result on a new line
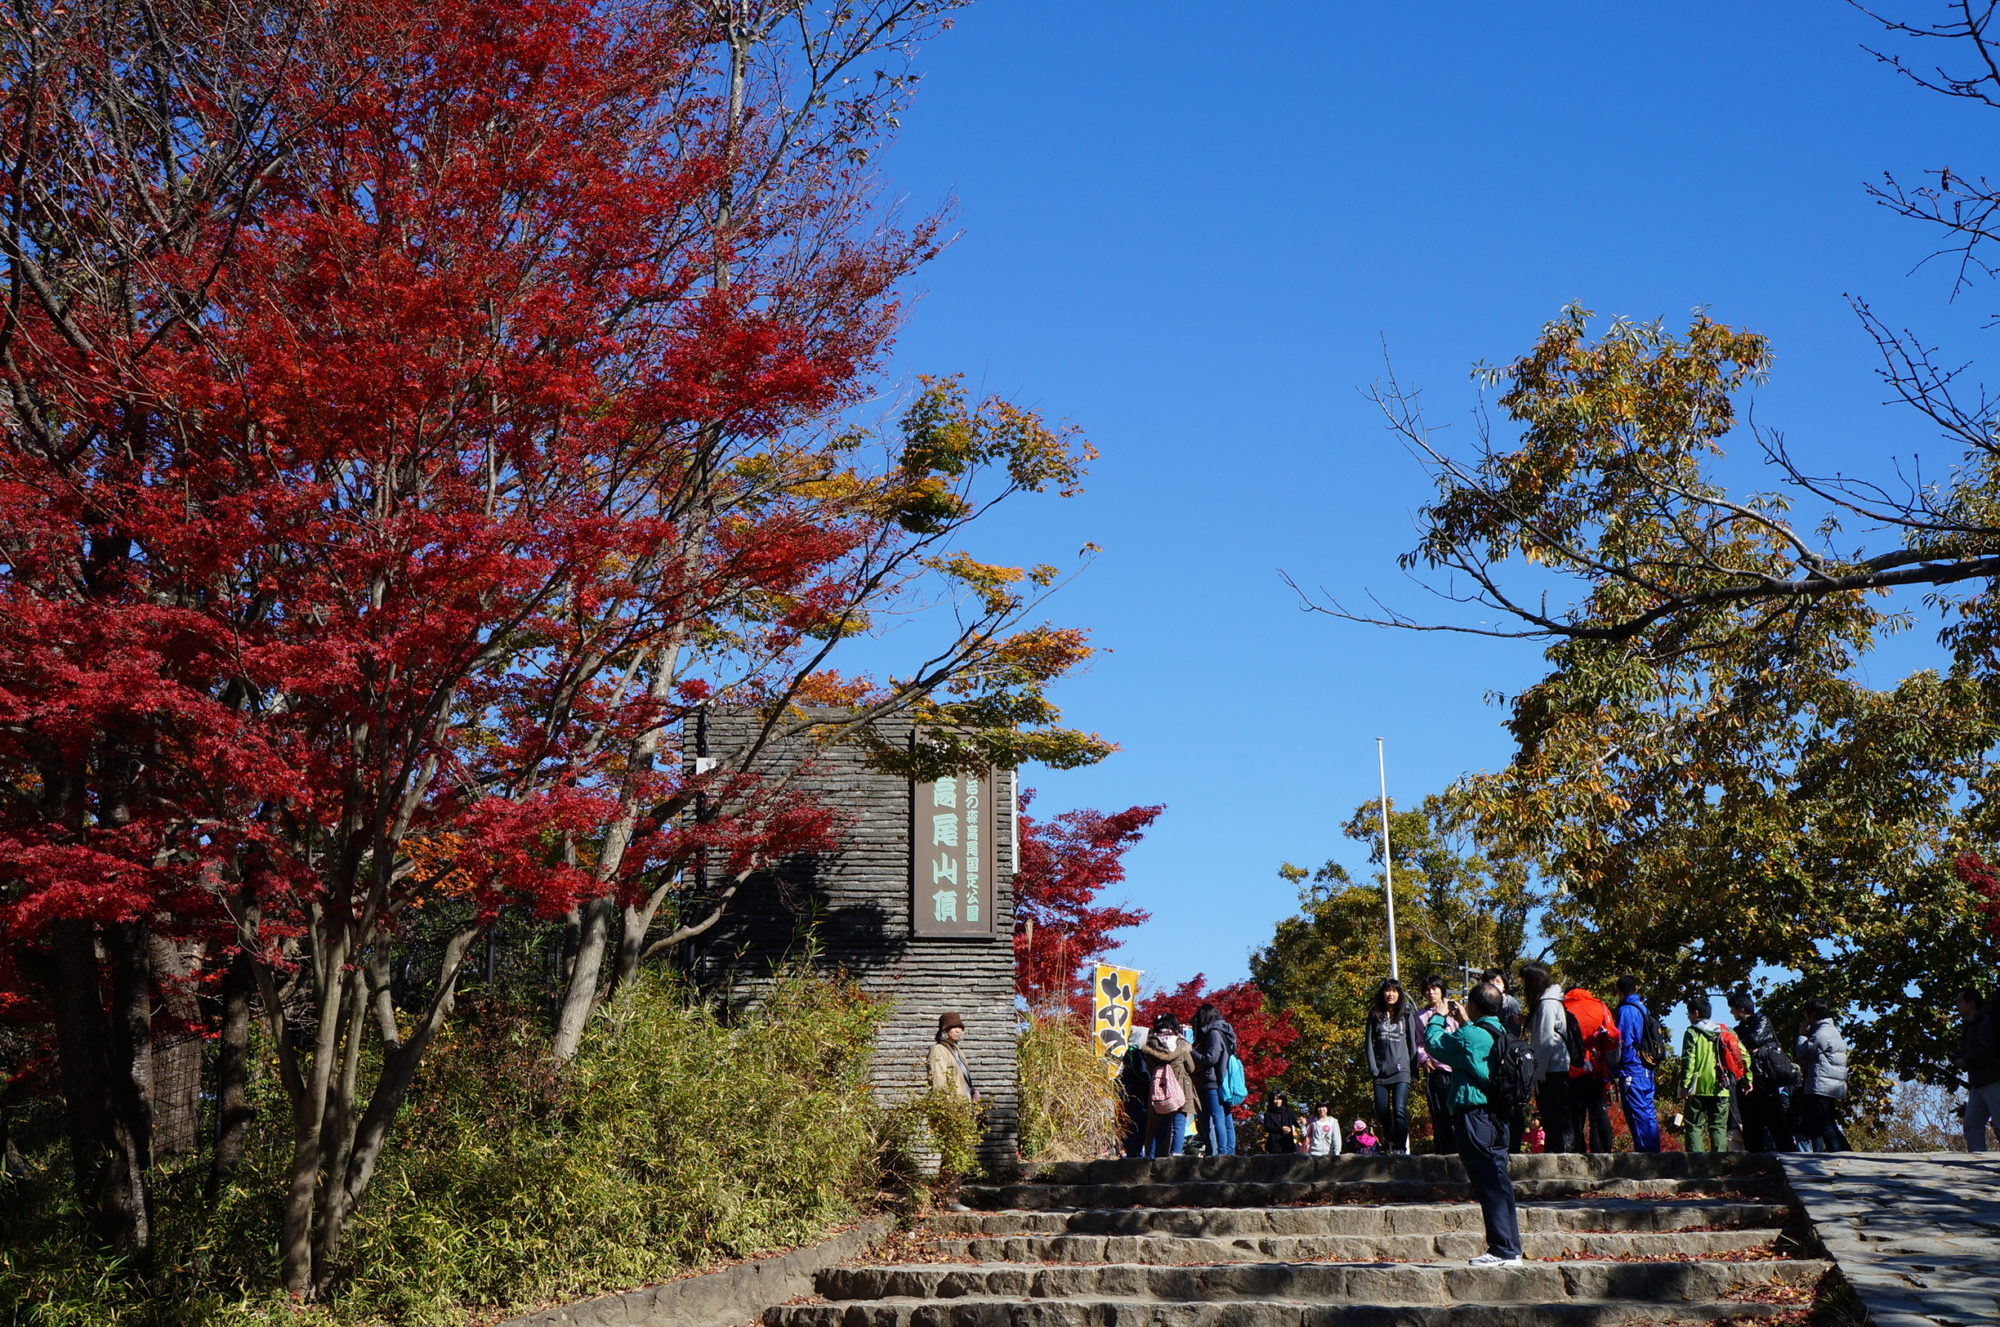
top-left (866, 1), bottom-right (1998, 996)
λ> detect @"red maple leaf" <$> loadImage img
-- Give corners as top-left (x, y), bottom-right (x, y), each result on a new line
top-left (1011, 791), bottom-right (1160, 1010)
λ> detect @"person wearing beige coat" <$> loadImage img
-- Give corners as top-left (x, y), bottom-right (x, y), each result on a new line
top-left (928, 1011), bottom-right (978, 1101)
top-left (1136, 1014), bottom-right (1196, 1157)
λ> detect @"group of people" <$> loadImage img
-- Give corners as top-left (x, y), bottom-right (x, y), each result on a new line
top-left (1389, 972), bottom-right (1859, 1266)
top-left (1252, 1096), bottom-right (1393, 1156)
top-left (938, 976), bottom-right (2000, 1190)
top-left (1108, 970), bottom-right (1865, 1178)
top-left (1361, 970), bottom-right (1857, 1158)
top-left (1115, 1003), bottom-right (1242, 1158)
top-left (937, 976), bottom-right (2000, 1271)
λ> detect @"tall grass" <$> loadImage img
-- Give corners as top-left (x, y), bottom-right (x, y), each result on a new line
top-left (1, 972), bottom-right (888, 1327)
top-left (1016, 1013), bottom-right (1119, 1161)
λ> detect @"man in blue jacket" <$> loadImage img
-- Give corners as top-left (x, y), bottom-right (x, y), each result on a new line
top-left (1426, 982), bottom-right (1522, 1266)
top-left (1614, 976), bottom-right (1660, 1153)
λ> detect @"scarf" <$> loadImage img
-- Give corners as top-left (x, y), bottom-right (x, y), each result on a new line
top-left (941, 1036), bottom-right (976, 1097)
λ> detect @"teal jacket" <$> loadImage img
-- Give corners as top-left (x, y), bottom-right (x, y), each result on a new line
top-left (1425, 1014), bottom-right (1502, 1113)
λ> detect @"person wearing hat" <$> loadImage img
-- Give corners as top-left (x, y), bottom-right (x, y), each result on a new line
top-left (1136, 1013), bottom-right (1197, 1157)
top-left (928, 1011), bottom-right (978, 1102)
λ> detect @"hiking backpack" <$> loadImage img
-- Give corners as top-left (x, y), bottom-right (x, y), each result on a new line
top-left (1716, 1026), bottom-right (1749, 1085)
top-left (1638, 1010), bottom-right (1670, 1069)
top-left (1562, 988), bottom-right (1622, 1077)
top-left (1752, 1042), bottom-right (1801, 1087)
top-left (1485, 1029), bottom-right (1540, 1119)
top-left (1689, 1024), bottom-right (1743, 1090)
top-left (1150, 1062), bottom-right (1186, 1114)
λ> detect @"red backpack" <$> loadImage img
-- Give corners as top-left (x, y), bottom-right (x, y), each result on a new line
top-left (1715, 1025), bottom-right (1748, 1084)
top-left (1562, 988), bottom-right (1621, 1078)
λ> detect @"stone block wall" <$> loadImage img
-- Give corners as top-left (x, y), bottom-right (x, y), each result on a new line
top-left (687, 709), bottom-right (1020, 1169)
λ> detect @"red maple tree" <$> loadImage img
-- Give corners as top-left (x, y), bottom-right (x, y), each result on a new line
top-left (0, 0), bottom-right (1099, 1294)
top-left (1957, 852), bottom-right (2000, 937)
top-left (1012, 792), bottom-right (1160, 1011)
top-left (1135, 974), bottom-right (1299, 1102)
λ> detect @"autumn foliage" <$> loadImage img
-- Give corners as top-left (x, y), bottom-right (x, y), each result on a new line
top-left (1011, 792), bottom-right (1159, 1011)
top-left (1956, 853), bottom-right (2000, 937)
top-left (0, 0), bottom-right (1101, 1299)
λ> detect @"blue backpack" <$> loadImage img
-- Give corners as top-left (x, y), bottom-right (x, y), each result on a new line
top-left (1220, 1053), bottom-right (1248, 1106)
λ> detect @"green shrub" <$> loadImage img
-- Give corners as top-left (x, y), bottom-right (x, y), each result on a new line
top-left (0, 1057), bottom-right (299, 1327)
top-left (1016, 1013), bottom-right (1119, 1161)
top-left (876, 1087), bottom-right (984, 1193)
top-left (1, 971), bottom-right (887, 1327)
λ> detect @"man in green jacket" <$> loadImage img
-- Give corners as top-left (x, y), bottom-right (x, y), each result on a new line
top-left (1680, 1000), bottom-right (1750, 1152)
top-left (1426, 983), bottom-right (1522, 1266)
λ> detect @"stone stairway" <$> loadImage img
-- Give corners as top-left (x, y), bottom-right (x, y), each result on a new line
top-left (765, 1153), bottom-right (1831, 1326)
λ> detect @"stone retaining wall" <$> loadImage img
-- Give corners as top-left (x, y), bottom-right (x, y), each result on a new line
top-left (495, 1215), bottom-right (892, 1327)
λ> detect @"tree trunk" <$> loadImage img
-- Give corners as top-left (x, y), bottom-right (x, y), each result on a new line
top-left (279, 1097), bottom-right (322, 1299)
top-left (278, 932), bottom-right (347, 1299)
top-left (550, 894), bottom-right (616, 1060)
top-left (106, 921), bottom-right (157, 1184)
top-left (146, 932), bottom-right (202, 1161)
top-left (45, 919), bottom-right (154, 1252)
top-left (210, 947), bottom-right (255, 1195)
top-left (554, 627), bottom-right (691, 1056)
top-left (612, 901), bottom-right (651, 992)
top-left (307, 925), bottom-right (476, 1296)
top-left (310, 975), bottom-right (369, 1288)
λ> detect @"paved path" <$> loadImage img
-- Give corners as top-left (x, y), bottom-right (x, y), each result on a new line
top-left (1778, 1152), bottom-right (2000, 1327)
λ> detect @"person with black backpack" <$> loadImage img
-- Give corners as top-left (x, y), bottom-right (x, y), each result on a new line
top-left (1613, 976), bottom-right (1663, 1153)
top-left (1426, 982), bottom-right (1524, 1266)
top-left (1727, 990), bottom-right (1795, 1152)
top-left (1190, 1002), bottom-right (1239, 1158)
top-left (1118, 1029), bottom-right (1155, 1157)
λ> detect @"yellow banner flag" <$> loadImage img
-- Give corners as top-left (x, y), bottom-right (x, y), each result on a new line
top-left (1091, 964), bottom-right (1142, 1060)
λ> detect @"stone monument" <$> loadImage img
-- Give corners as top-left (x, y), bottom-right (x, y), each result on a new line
top-left (687, 708), bottom-right (1020, 1167)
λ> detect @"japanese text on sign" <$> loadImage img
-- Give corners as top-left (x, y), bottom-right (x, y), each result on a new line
top-left (912, 767), bottom-right (1004, 937)
top-left (1092, 964), bottom-right (1143, 1060)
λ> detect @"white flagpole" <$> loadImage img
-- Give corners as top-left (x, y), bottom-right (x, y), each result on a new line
top-left (1377, 737), bottom-right (1399, 981)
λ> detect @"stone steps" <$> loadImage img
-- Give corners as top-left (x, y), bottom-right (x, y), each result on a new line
top-left (765, 1153), bottom-right (1824, 1327)
top-left (926, 1198), bottom-right (1792, 1238)
top-left (1015, 1152), bottom-right (1774, 1186)
top-left (926, 1226), bottom-right (1788, 1264)
top-left (807, 1259), bottom-right (1825, 1304)
top-left (766, 1296), bottom-right (1809, 1326)
top-left (961, 1174), bottom-right (1782, 1210)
